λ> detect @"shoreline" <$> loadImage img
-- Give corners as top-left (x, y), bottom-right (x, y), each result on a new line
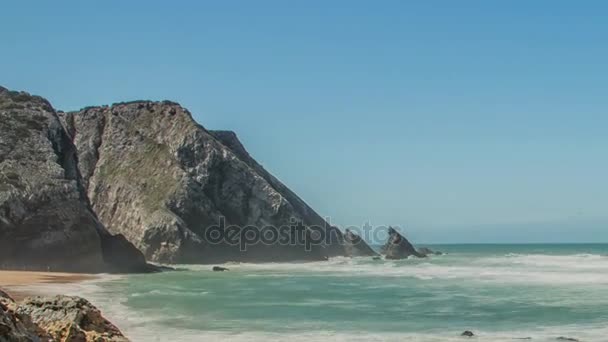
top-left (0, 270), bottom-right (98, 301)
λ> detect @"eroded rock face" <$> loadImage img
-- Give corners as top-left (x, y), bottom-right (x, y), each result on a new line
top-left (0, 87), bottom-right (150, 273)
top-left (16, 296), bottom-right (128, 342)
top-left (0, 291), bottom-right (128, 342)
top-left (0, 290), bottom-right (36, 342)
top-left (381, 227), bottom-right (424, 259)
top-left (62, 101), bottom-right (371, 263)
top-left (343, 229), bottom-right (379, 257)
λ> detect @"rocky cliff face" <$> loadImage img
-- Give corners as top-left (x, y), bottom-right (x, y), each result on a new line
top-left (0, 87), bottom-right (151, 273)
top-left (0, 85), bottom-right (376, 267)
top-left (61, 100), bottom-right (376, 263)
top-left (381, 227), bottom-right (425, 259)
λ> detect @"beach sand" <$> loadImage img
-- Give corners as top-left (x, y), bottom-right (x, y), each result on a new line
top-left (0, 271), bottom-right (96, 300)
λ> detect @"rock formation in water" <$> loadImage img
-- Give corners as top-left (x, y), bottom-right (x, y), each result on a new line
top-left (417, 247), bottom-right (444, 256)
top-left (461, 330), bottom-right (475, 337)
top-left (0, 290), bottom-right (128, 341)
top-left (0, 87), bottom-right (152, 273)
top-left (60, 99), bottom-right (374, 264)
top-left (381, 227), bottom-right (425, 259)
top-left (343, 229), bottom-right (379, 257)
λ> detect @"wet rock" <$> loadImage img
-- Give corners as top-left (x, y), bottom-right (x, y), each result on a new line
top-left (417, 247), bottom-right (444, 256)
top-left (556, 337), bottom-right (579, 342)
top-left (213, 266), bottom-right (229, 272)
top-left (381, 227), bottom-right (425, 259)
top-left (461, 330), bottom-right (475, 337)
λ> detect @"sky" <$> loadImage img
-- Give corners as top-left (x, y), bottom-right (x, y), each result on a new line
top-left (2, 1), bottom-right (607, 243)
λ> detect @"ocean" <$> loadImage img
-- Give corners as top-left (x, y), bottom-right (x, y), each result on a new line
top-left (41, 244), bottom-right (608, 341)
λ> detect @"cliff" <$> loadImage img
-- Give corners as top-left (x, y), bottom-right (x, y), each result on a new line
top-left (0, 85), bottom-right (376, 268)
top-left (61, 100), bottom-right (374, 263)
top-left (0, 87), bottom-right (152, 273)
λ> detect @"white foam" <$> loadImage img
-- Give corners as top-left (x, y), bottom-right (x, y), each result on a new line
top-left (10, 252), bottom-right (608, 341)
top-left (107, 324), bottom-right (608, 342)
top-left (179, 253), bottom-right (608, 286)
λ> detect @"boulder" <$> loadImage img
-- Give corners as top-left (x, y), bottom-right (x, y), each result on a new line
top-left (16, 295), bottom-right (128, 342)
top-left (0, 294), bottom-right (37, 342)
top-left (381, 227), bottom-right (425, 259)
top-left (461, 330), bottom-right (475, 337)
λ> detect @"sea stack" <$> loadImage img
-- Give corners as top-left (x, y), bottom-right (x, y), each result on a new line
top-left (381, 227), bottom-right (425, 259)
top-left (343, 229), bottom-right (379, 257)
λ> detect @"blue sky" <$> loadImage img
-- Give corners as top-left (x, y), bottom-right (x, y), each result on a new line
top-left (2, 1), bottom-right (607, 242)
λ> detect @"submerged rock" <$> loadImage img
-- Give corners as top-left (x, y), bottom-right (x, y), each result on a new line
top-left (556, 338), bottom-right (579, 342)
top-left (0, 86), bottom-right (151, 273)
top-left (212, 266), bottom-right (229, 272)
top-left (417, 247), bottom-right (444, 256)
top-left (381, 227), bottom-right (425, 259)
top-left (461, 330), bottom-right (475, 337)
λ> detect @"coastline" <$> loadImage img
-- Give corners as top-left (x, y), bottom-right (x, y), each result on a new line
top-left (0, 270), bottom-right (98, 300)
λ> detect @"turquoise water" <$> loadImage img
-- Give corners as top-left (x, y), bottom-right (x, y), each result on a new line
top-left (76, 244), bottom-right (608, 341)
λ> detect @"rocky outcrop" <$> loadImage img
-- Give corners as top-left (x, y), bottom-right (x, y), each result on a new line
top-left (381, 227), bottom-right (425, 259)
top-left (461, 330), bottom-right (475, 337)
top-left (0, 290), bottom-right (36, 342)
top-left (61, 101), bottom-right (373, 264)
top-left (16, 296), bottom-right (128, 342)
top-left (417, 247), bottom-right (444, 256)
top-left (343, 229), bottom-right (379, 257)
top-left (0, 291), bottom-right (128, 342)
top-left (0, 87), bottom-right (152, 273)
top-left (210, 130), bottom-right (346, 257)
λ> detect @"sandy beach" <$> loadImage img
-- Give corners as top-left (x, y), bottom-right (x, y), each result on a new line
top-left (0, 271), bottom-right (96, 300)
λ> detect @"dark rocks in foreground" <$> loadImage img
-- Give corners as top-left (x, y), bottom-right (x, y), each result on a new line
top-left (381, 227), bottom-right (425, 259)
top-left (1, 290), bottom-right (128, 341)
